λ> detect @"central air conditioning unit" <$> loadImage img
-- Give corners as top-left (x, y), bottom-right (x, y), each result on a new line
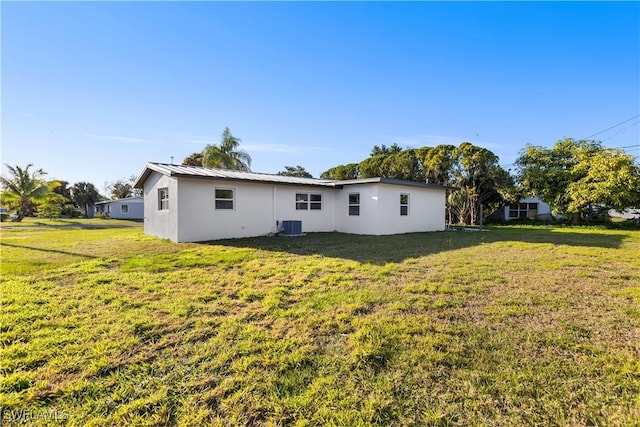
top-left (280, 220), bottom-right (303, 237)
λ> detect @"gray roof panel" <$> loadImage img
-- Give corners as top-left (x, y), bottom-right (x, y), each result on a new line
top-left (133, 163), bottom-right (451, 191)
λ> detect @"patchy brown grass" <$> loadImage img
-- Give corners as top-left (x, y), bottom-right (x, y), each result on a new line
top-left (1, 222), bottom-right (639, 425)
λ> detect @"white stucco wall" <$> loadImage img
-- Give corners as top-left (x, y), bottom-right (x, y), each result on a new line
top-left (143, 172), bottom-right (178, 241)
top-left (334, 183), bottom-right (381, 235)
top-left (141, 172), bottom-right (448, 242)
top-left (175, 179), bottom-right (337, 242)
top-left (336, 183), bottom-right (445, 235)
top-left (376, 184), bottom-right (446, 234)
top-left (273, 185), bottom-right (337, 234)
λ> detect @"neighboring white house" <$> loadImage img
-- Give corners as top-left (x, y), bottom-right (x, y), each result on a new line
top-left (94, 197), bottom-right (144, 220)
top-left (504, 196), bottom-right (553, 221)
top-left (133, 163), bottom-right (449, 242)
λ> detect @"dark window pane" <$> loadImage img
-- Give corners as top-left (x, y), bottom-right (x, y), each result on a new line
top-left (216, 189), bottom-right (233, 199)
top-left (349, 193), bottom-right (359, 204)
top-left (310, 203), bottom-right (322, 210)
top-left (529, 203), bottom-right (538, 210)
top-left (400, 194), bottom-right (409, 205)
top-left (519, 203), bottom-right (528, 210)
top-left (215, 200), bottom-right (234, 210)
top-left (296, 193), bottom-right (308, 202)
top-left (296, 202), bottom-right (308, 210)
top-left (349, 206), bottom-right (360, 216)
top-left (310, 194), bottom-right (322, 202)
top-left (401, 206), bottom-right (408, 216)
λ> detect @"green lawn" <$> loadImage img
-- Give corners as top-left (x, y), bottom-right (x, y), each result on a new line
top-left (1, 221), bottom-right (639, 426)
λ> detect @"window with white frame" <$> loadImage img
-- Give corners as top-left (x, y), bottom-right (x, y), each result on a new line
top-left (296, 193), bottom-right (322, 210)
top-left (215, 188), bottom-right (234, 210)
top-left (400, 193), bottom-right (409, 216)
top-left (348, 193), bottom-right (360, 216)
top-left (121, 204), bottom-right (129, 214)
top-left (158, 188), bottom-right (169, 210)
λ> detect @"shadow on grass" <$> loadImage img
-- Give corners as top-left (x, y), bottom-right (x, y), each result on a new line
top-left (1, 220), bottom-right (141, 229)
top-left (0, 242), bottom-right (97, 259)
top-left (207, 227), bottom-right (628, 265)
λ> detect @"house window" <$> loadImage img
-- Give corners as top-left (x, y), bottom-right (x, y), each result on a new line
top-left (158, 188), bottom-right (169, 210)
top-left (508, 202), bottom-right (538, 219)
top-left (121, 204), bottom-right (129, 214)
top-left (296, 193), bottom-right (322, 210)
top-left (348, 193), bottom-right (360, 216)
top-left (400, 194), bottom-right (409, 216)
top-left (215, 188), bottom-right (234, 210)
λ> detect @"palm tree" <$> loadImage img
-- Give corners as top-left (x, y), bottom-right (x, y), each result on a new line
top-left (202, 127), bottom-right (252, 171)
top-left (0, 164), bottom-right (49, 221)
top-left (71, 182), bottom-right (100, 218)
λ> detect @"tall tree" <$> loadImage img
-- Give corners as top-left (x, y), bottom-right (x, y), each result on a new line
top-left (370, 143), bottom-right (403, 157)
top-left (419, 145), bottom-right (457, 185)
top-left (567, 148), bottom-right (640, 216)
top-left (451, 142), bottom-right (507, 225)
top-left (320, 163), bottom-right (359, 180)
top-left (515, 138), bottom-right (639, 222)
top-left (182, 152), bottom-right (203, 167)
top-left (36, 193), bottom-right (68, 220)
top-left (71, 182), bottom-right (101, 218)
top-left (202, 127), bottom-right (252, 171)
top-left (107, 179), bottom-right (133, 199)
top-left (0, 164), bottom-right (49, 221)
top-left (277, 165), bottom-right (313, 178)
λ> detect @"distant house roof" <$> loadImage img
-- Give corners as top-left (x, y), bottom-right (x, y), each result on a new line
top-left (95, 196), bottom-right (144, 206)
top-left (133, 163), bottom-right (451, 191)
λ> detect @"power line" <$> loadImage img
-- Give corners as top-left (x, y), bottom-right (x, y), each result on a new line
top-left (581, 114), bottom-right (640, 140)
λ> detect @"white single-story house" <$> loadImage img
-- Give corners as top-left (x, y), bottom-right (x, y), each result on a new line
top-left (133, 163), bottom-right (449, 242)
top-left (94, 197), bottom-right (144, 220)
top-left (504, 196), bottom-right (553, 221)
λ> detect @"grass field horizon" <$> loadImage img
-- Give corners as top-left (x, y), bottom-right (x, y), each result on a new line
top-left (1, 220), bottom-right (639, 425)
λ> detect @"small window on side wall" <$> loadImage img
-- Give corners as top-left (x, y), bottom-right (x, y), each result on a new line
top-left (348, 193), bottom-right (360, 216)
top-left (121, 204), bottom-right (129, 214)
top-left (400, 193), bottom-right (409, 216)
top-left (295, 193), bottom-right (308, 210)
top-left (158, 188), bottom-right (169, 210)
top-left (215, 188), bottom-right (234, 210)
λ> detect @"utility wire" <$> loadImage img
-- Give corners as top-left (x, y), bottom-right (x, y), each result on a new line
top-left (581, 114), bottom-right (640, 140)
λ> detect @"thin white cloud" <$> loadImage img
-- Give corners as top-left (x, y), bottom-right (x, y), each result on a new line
top-left (78, 132), bottom-right (150, 144)
top-left (242, 142), bottom-right (296, 153)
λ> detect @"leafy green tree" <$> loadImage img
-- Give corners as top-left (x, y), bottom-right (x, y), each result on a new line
top-left (0, 164), bottom-right (49, 221)
top-left (418, 145), bottom-right (457, 185)
top-left (450, 142), bottom-right (510, 225)
top-left (567, 148), bottom-right (640, 218)
top-left (320, 163), bottom-right (359, 180)
top-left (37, 193), bottom-right (67, 220)
top-left (277, 165), bottom-right (313, 178)
top-left (516, 138), bottom-right (639, 222)
top-left (71, 182), bottom-right (101, 218)
top-left (52, 180), bottom-right (72, 201)
top-left (202, 127), bottom-right (252, 171)
top-left (107, 179), bottom-right (133, 199)
top-left (370, 143), bottom-right (403, 157)
top-left (182, 152), bottom-right (203, 167)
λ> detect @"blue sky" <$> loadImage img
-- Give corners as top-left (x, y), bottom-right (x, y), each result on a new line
top-left (2, 1), bottom-right (639, 193)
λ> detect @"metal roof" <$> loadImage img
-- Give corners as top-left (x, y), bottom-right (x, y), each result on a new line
top-left (95, 196), bottom-right (144, 205)
top-left (338, 177), bottom-right (454, 190)
top-left (133, 163), bottom-right (451, 191)
top-left (134, 163), bottom-right (337, 188)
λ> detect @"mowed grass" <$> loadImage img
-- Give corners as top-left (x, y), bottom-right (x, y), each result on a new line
top-left (1, 220), bottom-right (639, 426)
